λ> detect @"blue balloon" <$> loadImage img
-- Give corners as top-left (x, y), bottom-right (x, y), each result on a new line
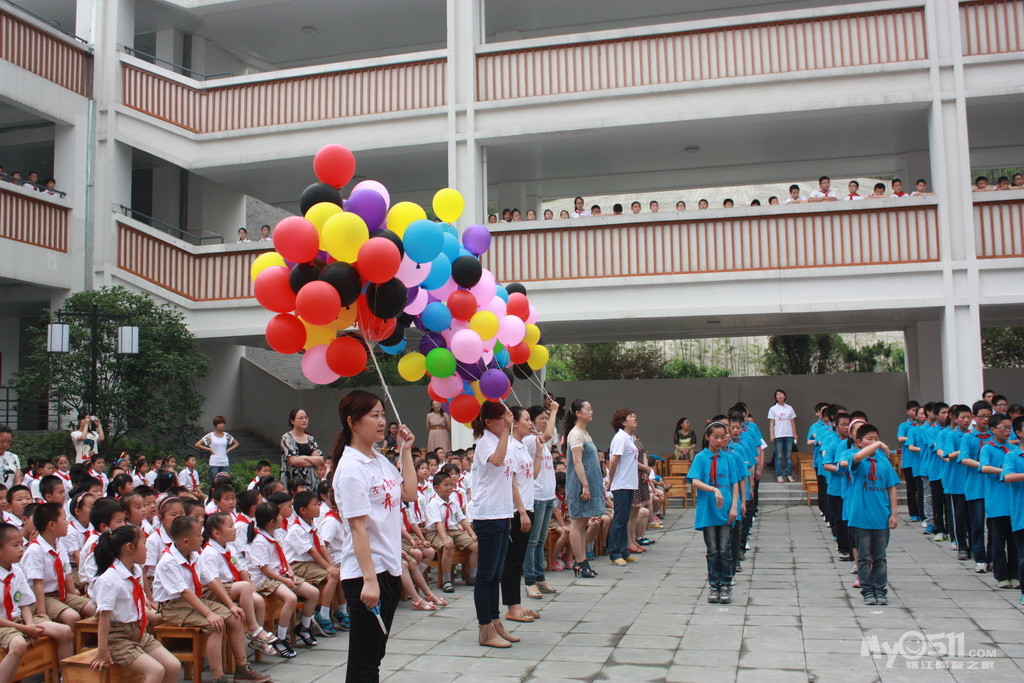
top-left (379, 339), bottom-right (407, 355)
top-left (441, 222), bottom-right (458, 238)
top-left (441, 232), bottom-right (461, 262)
top-left (458, 247), bottom-right (473, 260)
top-left (420, 301), bottom-right (453, 332)
top-left (494, 348), bottom-right (511, 367)
top-left (420, 254), bottom-right (451, 291)
top-left (404, 219), bottom-right (444, 264)
top-left (495, 284), bottom-right (509, 303)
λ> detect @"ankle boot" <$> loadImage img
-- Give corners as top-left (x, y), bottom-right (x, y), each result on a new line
top-left (478, 622), bottom-right (511, 648)
top-left (492, 619), bottom-right (520, 643)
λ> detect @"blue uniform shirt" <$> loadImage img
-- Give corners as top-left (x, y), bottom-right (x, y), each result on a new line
top-left (688, 448), bottom-right (741, 529)
top-left (728, 439), bottom-right (755, 501)
top-left (980, 441), bottom-right (1015, 518)
top-left (808, 420), bottom-right (826, 470)
top-left (824, 436), bottom-right (850, 497)
top-left (999, 447), bottom-right (1024, 532)
top-left (902, 424), bottom-right (922, 474)
top-left (959, 430), bottom-right (992, 501)
top-left (846, 451), bottom-right (900, 530)
top-left (940, 427), bottom-right (969, 495)
top-left (897, 419), bottom-right (917, 443)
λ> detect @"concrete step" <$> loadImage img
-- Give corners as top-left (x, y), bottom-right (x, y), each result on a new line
top-left (224, 429), bottom-right (280, 464)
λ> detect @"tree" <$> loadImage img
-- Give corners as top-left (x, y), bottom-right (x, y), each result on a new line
top-left (12, 286), bottom-right (210, 449)
top-left (662, 359), bottom-right (731, 378)
top-left (762, 334), bottom-right (846, 375)
top-left (551, 342), bottom-right (665, 380)
top-left (982, 327), bottom-right (1024, 368)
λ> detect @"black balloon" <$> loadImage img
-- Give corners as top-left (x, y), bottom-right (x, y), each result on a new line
top-left (319, 261), bottom-right (362, 306)
top-left (381, 323), bottom-right (406, 347)
top-left (288, 261), bottom-right (322, 294)
top-left (397, 313), bottom-right (414, 327)
top-left (512, 362), bottom-right (534, 379)
top-left (505, 282), bottom-right (528, 295)
top-left (299, 182), bottom-right (343, 215)
top-left (451, 255), bottom-right (483, 288)
top-left (366, 278), bottom-right (408, 319)
top-left (376, 229), bottom-right (405, 259)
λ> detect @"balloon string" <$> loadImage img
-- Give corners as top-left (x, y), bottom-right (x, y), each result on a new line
top-left (368, 345), bottom-right (404, 427)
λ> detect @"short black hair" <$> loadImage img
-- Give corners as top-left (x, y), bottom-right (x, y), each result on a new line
top-left (39, 475), bottom-right (64, 498)
top-left (269, 491), bottom-right (292, 507)
top-left (211, 485), bottom-right (236, 502)
top-left (237, 489), bottom-right (260, 515)
top-left (6, 485), bottom-right (30, 504)
top-left (32, 502), bottom-right (63, 532)
top-left (169, 515), bottom-right (200, 540)
top-left (972, 400), bottom-right (993, 414)
top-left (256, 460), bottom-right (272, 470)
top-left (432, 471), bottom-right (451, 488)
top-left (0, 522), bottom-right (19, 544)
top-left (292, 490), bottom-right (317, 513)
top-left (90, 497), bottom-right (125, 530)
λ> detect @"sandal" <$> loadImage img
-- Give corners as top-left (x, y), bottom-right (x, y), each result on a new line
top-left (536, 582), bottom-right (557, 594)
top-left (522, 609), bottom-right (541, 619)
top-left (442, 581), bottom-right (455, 593)
top-left (505, 611), bottom-right (534, 623)
top-left (526, 586), bottom-right (543, 600)
top-left (412, 599), bottom-right (436, 611)
top-left (425, 593), bottom-right (447, 606)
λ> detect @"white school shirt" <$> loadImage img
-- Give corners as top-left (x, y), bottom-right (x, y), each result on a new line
top-left (843, 193), bottom-right (865, 201)
top-left (2, 511), bottom-right (23, 530)
top-left (608, 429), bottom-right (639, 491)
top-left (141, 518), bottom-right (155, 536)
top-left (246, 477), bottom-right (261, 491)
top-left (61, 518), bottom-right (89, 563)
top-left (767, 404), bottom-right (797, 438)
top-left (178, 468), bottom-right (200, 490)
top-left (525, 435), bottom-right (555, 502)
top-left (467, 430), bottom-right (514, 521)
top-left (23, 474), bottom-right (39, 500)
top-left (890, 191), bottom-right (909, 198)
top-left (245, 529), bottom-right (289, 587)
top-left (89, 468), bottom-right (110, 490)
top-left (78, 533), bottom-right (101, 589)
top-left (809, 188), bottom-right (837, 200)
top-left (55, 470), bottom-right (73, 493)
top-left (784, 196), bottom-right (806, 204)
top-left (509, 436), bottom-right (535, 510)
top-left (232, 513), bottom-right (253, 559)
top-left (21, 536), bottom-right (71, 593)
top-left (131, 472), bottom-right (146, 487)
top-left (145, 470), bottom-right (158, 486)
top-left (569, 210), bottom-right (591, 218)
top-left (92, 560), bottom-right (145, 624)
top-left (317, 511), bottom-right (347, 565)
top-left (283, 516), bottom-right (321, 564)
top-left (333, 445), bottom-right (403, 580)
top-left (0, 564), bottom-right (34, 620)
top-left (145, 526), bottom-right (174, 576)
top-left (199, 539), bottom-right (245, 583)
top-left (204, 500), bottom-right (218, 515)
top-left (425, 495), bottom-right (466, 531)
top-left (152, 545), bottom-right (209, 603)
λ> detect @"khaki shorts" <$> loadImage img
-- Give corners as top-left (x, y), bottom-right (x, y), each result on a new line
top-left (43, 592), bottom-right (91, 619)
top-left (0, 615), bottom-right (52, 650)
top-left (291, 561), bottom-right (328, 586)
top-left (107, 622), bottom-right (162, 667)
top-left (255, 575), bottom-right (306, 599)
top-left (425, 528), bottom-right (475, 551)
top-left (157, 597), bottom-right (232, 634)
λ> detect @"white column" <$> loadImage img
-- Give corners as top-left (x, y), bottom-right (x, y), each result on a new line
top-left (940, 305), bottom-right (984, 403)
top-left (75, 0), bottom-right (96, 42)
top-left (446, 0), bottom-right (484, 226)
top-left (903, 320), bottom-right (944, 401)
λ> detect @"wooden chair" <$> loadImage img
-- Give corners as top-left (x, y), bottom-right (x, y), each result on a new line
top-left (663, 476), bottom-right (688, 508)
top-left (61, 649), bottom-right (145, 683)
top-left (802, 479), bottom-right (819, 507)
top-left (668, 460), bottom-right (690, 476)
top-left (1, 635), bottom-right (59, 683)
top-left (263, 593), bottom-right (302, 646)
top-left (74, 616), bottom-right (100, 652)
top-left (153, 624), bottom-right (234, 683)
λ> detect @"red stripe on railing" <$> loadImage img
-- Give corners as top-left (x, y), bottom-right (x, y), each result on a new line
top-left (960, 0), bottom-right (1024, 55)
top-left (974, 197), bottom-right (1024, 258)
top-left (0, 8), bottom-right (91, 96)
top-left (0, 186), bottom-right (68, 252)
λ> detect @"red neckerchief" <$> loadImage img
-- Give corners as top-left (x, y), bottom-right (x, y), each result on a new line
top-left (56, 471), bottom-right (71, 482)
top-left (848, 193), bottom-right (860, 199)
top-left (325, 510), bottom-right (341, 522)
top-left (129, 573), bottom-right (147, 638)
top-left (235, 513), bottom-right (252, 525)
top-left (2, 572), bottom-right (14, 620)
top-left (206, 542), bottom-right (242, 582)
top-left (30, 539), bottom-right (66, 600)
top-left (258, 529), bottom-right (290, 576)
top-left (709, 453), bottom-right (719, 484)
top-left (168, 549), bottom-right (202, 594)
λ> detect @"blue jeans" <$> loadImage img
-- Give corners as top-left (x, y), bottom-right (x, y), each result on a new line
top-left (524, 499), bottom-right (554, 585)
top-left (852, 527), bottom-right (889, 596)
top-left (702, 524), bottom-right (733, 588)
top-left (208, 465), bottom-right (230, 482)
top-left (608, 489), bottom-right (634, 560)
top-left (773, 437), bottom-right (793, 477)
top-left (472, 518), bottom-right (510, 625)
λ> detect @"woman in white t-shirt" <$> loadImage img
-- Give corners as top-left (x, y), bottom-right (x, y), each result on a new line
top-left (499, 407), bottom-right (541, 624)
top-left (606, 409), bottom-right (642, 565)
top-left (194, 415), bottom-right (239, 482)
top-left (524, 401), bottom-right (559, 599)
top-left (767, 389), bottom-right (798, 483)
top-left (71, 413), bottom-right (104, 464)
top-left (330, 390), bottom-right (416, 681)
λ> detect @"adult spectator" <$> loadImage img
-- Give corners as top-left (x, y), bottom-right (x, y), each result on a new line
top-left (511, 209), bottom-right (522, 221)
top-left (767, 389), bottom-right (797, 483)
top-left (488, 213), bottom-right (498, 223)
top-left (697, 199), bottom-right (709, 210)
top-left (1011, 173), bottom-right (1023, 189)
top-left (844, 181), bottom-right (863, 200)
top-left (71, 413), bottom-right (104, 464)
top-left (612, 204), bottom-right (623, 215)
top-left (426, 400), bottom-right (451, 455)
top-left (559, 210), bottom-right (570, 219)
top-left (784, 184), bottom-right (806, 204)
top-left (259, 224), bottom-right (272, 241)
top-left (649, 200), bottom-right (659, 213)
top-left (563, 399), bottom-right (602, 578)
top-left (630, 201), bottom-right (641, 214)
top-left (911, 179), bottom-right (934, 197)
top-left (673, 417), bottom-right (696, 459)
top-left (973, 176), bottom-right (994, 192)
top-left (607, 409), bottom-right (641, 566)
top-left (281, 408), bottom-right (325, 490)
top-left (237, 227), bottom-right (251, 242)
top-left (194, 415), bottom-right (238, 481)
top-left (723, 199), bottom-right (734, 208)
top-left (590, 205), bottom-right (601, 216)
top-left (570, 197), bottom-right (590, 218)
top-left (808, 176), bottom-right (838, 202)
top-left (542, 209), bottom-right (553, 219)
top-left (676, 201), bottom-right (686, 211)
top-left (890, 179), bottom-right (909, 198)
top-left (0, 425), bottom-right (22, 489)
top-left (526, 209), bottom-right (536, 220)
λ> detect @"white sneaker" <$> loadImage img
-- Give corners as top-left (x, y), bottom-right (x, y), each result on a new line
top-left (951, 541), bottom-right (957, 550)
top-left (975, 563), bottom-right (987, 573)
top-left (933, 533), bottom-right (945, 542)
top-left (745, 542), bottom-right (751, 551)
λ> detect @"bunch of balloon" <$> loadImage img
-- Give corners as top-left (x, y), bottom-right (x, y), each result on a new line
top-left (251, 144), bottom-right (549, 422)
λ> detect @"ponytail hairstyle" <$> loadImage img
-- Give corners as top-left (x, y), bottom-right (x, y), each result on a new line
top-left (107, 473), bottom-right (133, 498)
top-left (472, 401), bottom-right (508, 439)
top-left (94, 525), bottom-right (144, 577)
top-left (133, 457), bottom-right (148, 475)
top-left (330, 390), bottom-right (385, 483)
top-left (247, 501), bottom-right (280, 544)
top-left (203, 512), bottom-right (233, 545)
top-left (562, 399), bottom-right (588, 439)
top-left (154, 470), bottom-right (176, 494)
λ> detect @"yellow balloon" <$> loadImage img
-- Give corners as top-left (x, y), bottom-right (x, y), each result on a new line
top-left (469, 311), bottom-right (499, 341)
top-left (432, 188), bottom-right (464, 223)
top-left (322, 212), bottom-right (369, 263)
top-left (397, 352), bottom-right (427, 382)
top-left (527, 344), bottom-right (549, 371)
top-left (305, 202), bottom-right (343, 241)
top-left (335, 305), bottom-right (358, 330)
top-left (250, 252), bottom-right (285, 281)
top-left (471, 381), bottom-right (486, 404)
top-left (302, 320), bottom-right (336, 350)
top-left (523, 323), bottom-right (541, 346)
top-left (386, 202), bottom-right (427, 238)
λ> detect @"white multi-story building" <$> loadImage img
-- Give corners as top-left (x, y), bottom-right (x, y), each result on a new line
top-left (1, 0), bottom-right (1022, 428)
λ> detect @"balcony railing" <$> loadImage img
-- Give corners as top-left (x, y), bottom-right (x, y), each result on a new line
top-left (0, 183), bottom-right (68, 252)
top-left (960, 0), bottom-right (1024, 56)
top-left (121, 52), bottom-right (446, 134)
top-left (0, 4), bottom-right (91, 96)
top-left (483, 201), bottom-right (940, 283)
top-left (476, 7), bottom-right (927, 102)
top-left (117, 221), bottom-right (268, 301)
top-left (974, 194), bottom-right (1024, 258)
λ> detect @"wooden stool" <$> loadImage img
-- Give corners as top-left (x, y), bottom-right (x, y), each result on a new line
top-left (74, 616), bottom-right (100, 652)
top-left (153, 624), bottom-right (235, 683)
top-left (0, 634), bottom-right (59, 683)
top-left (543, 528), bottom-right (557, 572)
top-left (263, 593), bottom-right (300, 645)
top-left (61, 649), bottom-right (145, 683)
top-left (430, 548), bottom-right (470, 588)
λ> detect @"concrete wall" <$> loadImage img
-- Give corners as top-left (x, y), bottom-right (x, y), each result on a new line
top-left (983, 368), bottom-right (1024, 402)
top-left (196, 341), bottom-right (244, 429)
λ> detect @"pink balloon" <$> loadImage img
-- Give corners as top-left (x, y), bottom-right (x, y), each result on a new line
top-left (430, 374), bottom-right (463, 399)
top-left (301, 345), bottom-right (341, 385)
top-left (396, 255), bottom-right (430, 287)
top-left (404, 288), bottom-right (428, 315)
top-left (470, 270), bottom-right (496, 305)
top-left (482, 295), bottom-right (507, 318)
top-left (482, 348), bottom-right (494, 365)
top-left (432, 278), bottom-right (459, 301)
top-left (526, 305), bottom-right (538, 325)
top-left (450, 319), bottom-right (470, 333)
top-left (497, 315), bottom-right (527, 346)
top-left (450, 329), bottom-right (484, 363)
top-left (351, 180), bottom-right (390, 208)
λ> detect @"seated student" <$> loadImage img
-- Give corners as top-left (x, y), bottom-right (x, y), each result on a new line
top-left (284, 490), bottom-right (340, 636)
top-left (911, 178), bottom-right (934, 196)
top-left (268, 491), bottom-right (294, 542)
top-left (176, 455), bottom-right (202, 495)
top-left (248, 462), bottom-right (272, 490)
top-left (424, 471), bottom-right (478, 593)
top-left (207, 484), bottom-right (236, 519)
top-left (844, 180), bottom-right (864, 200)
top-left (91, 525), bottom-right (181, 683)
top-left (64, 491), bottom-right (95, 575)
top-left (973, 175), bottom-right (994, 192)
top-left (260, 480), bottom-right (286, 501)
top-left (865, 182), bottom-right (888, 199)
top-left (25, 457), bottom-right (54, 501)
top-left (3, 485), bottom-right (31, 531)
top-left (245, 501), bottom-right (320, 654)
top-left (39, 475), bottom-right (66, 509)
top-left (233, 489), bottom-right (260, 557)
top-left (78, 498), bottom-right (127, 595)
top-left (131, 457), bottom-right (150, 488)
top-left (145, 497), bottom-right (183, 580)
top-left (108, 473), bottom-right (134, 500)
top-left (21, 503), bottom-right (39, 546)
top-left (980, 414), bottom-right (1020, 589)
top-left (146, 458), bottom-right (161, 486)
top-left (53, 454), bottom-right (73, 493)
top-left (24, 503), bottom-right (95, 626)
top-left (890, 179), bottom-right (909, 198)
top-left (153, 516), bottom-right (271, 682)
top-left (843, 424), bottom-right (899, 605)
top-left (808, 176), bottom-right (839, 202)
top-left (784, 184), bottom-right (806, 204)
top-left (89, 455), bottom-right (110, 491)
top-left (199, 512), bottom-right (278, 656)
top-left (135, 485), bottom-right (158, 535)
top-left (0, 522), bottom-right (74, 680)
top-left (316, 491), bottom-right (352, 630)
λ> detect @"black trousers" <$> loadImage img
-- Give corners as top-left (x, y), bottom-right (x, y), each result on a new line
top-left (816, 474), bottom-right (827, 515)
top-left (341, 572), bottom-right (401, 683)
top-left (929, 479), bottom-right (946, 534)
top-left (988, 516), bottom-right (1019, 582)
top-left (829, 494), bottom-right (850, 555)
top-left (902, 468), bottom-right (920, 518)
top-left (501, 510), bottom-right (533, 607)
top-left (949, 493), bottom-right (969, 551)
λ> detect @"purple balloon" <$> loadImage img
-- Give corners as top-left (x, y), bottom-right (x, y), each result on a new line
top-left (346, 189), bottom-right (388, 232)
top-left (479, 368), bottom-right (510, 399)
top-left (456, 359), bottom-right (487, 381)
top-left (462, 224), bottom-right (491, 256)
top-left (405, 286), bottom-right (420, 306)
top-left (418, 332), bottom-right (447, 354)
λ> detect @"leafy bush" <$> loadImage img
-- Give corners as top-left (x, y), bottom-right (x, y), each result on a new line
top-left (662, 359), bottom-right (731, 378)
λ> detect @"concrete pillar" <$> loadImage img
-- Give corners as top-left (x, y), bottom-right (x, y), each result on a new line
top-left (903, 320), bottom-right (944, 401)
top-left (940, 305), bottom-right (984, 403)
top-left (75, 0), bottom-right (95, 42)
top-left (197, 341), bottom-right (244, 427)
top-left (155, 28), bottom-right (183, 67)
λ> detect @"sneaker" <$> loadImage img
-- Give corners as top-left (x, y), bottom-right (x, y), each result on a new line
top-left (839, 554), bottom-right (852, 562)
top-left (924, 524), bottom-right (935, 534)
top-left (864, 593), bottom-right (878, 606)
top-left (442, 581), bottom-right (455, 593)
top-left (610, 558), bottom-right (627, 566)
top-left (951, 541), bottom-right (958, 550)
top-left (997, 580), bottom-right (1011, 589)
top-left (745, 541), bottom-right (751, 551)
top-left (875, 594), bottom-right (888, 606)
top-left (719, 587), bottom-right (732, 604)
top-left (295, 626), bottom-right (318, 647)
top-left (272, 638), bottom-right (297, 658)
top-left (333, 610), bottom-right (351, 631)
top-left (734, 564), bottom-right (742, 573)
top-left (933, 533), bottom-right (945, 542)
top-left (623, 555), bottom-right (639, 563)
top-left (708, 587), bottom-right (720, 603)
top-left (730, 577), bottom-right (736, 586)
top-left (314, 613), bottom-right (337, 636)
top-left (957, 551), bottom-right (969, 561)
top-left (910, 516), bottom-right (920, 522)
top-left (233, 666), bottom-right (273, 683)
top-left (975, 563), bottom-right (987, 573)
top-left (1012, 579), bottom-right (1021, 589)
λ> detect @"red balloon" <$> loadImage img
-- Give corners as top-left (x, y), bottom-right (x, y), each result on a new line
top-left (507, 292), bottom-right (530, 321)
top-left (507, 342), bottom-right (530, 365)
top-left (356, 296), bottom-right (398, 342)
top-left (447, 290), bottom-right (477, 321)
top-left (326, 336), bottom-right (368, 377)
top-left (254, 266), bottom-right (296, 313)
top-left (273, 216), bottom-right (320, 264)
top-left (265, 314), bottom-right (306, 354)
top-left (427, 384), bottom-right (445, 403)
top-left (356, 237), bottom-right (401, 284)
top-left (449, 394), bottom-right (481, 424)
top-left (313, 144), bottom-right (356, 188)
top-left (295, 280), bottom-right (341, 326)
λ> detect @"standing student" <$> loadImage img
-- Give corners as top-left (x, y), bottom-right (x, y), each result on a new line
top-left (500, 407), bottom-right (538, 624)
top-left (688, 422), bottom-right (742, 604)
top-left (957, 401), bottom-right (993, 573)
top-left (726, 414), bottom-right (754, 571)
top-left (563, 400), bottom-right (604, 579)
top-left (822, 414), bottom-right (854, 561)
top-left (195, 417), bottom-right (239, 482)
top-left (330, 391), bottom-right (417, 680)
top-left (979, 415), bottom-right (1020, 588)
top-left (897, 401), bottom-right (922, 520)
top-left (606, 409), bottom-right (641, 566)
top-left (768, 389), bottom-right (797, 483)
top-left (807, 403), bottom-right (831, 518)
top-left (999, 416), bottom-right (1024, 604)
top-left (524, 401), bottom-right (559, 599)
top-left (938, 405), bottom-right (972, 558)
top-left (927, 403), bottom-right (950, 541)
top-left (843, 424), bottom-right (899, 605)
top-left (906, 403), bottom-right (937, 536)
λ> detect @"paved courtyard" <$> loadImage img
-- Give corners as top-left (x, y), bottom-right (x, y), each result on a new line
top-left (252, 494), bottom-right (1024, 682)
